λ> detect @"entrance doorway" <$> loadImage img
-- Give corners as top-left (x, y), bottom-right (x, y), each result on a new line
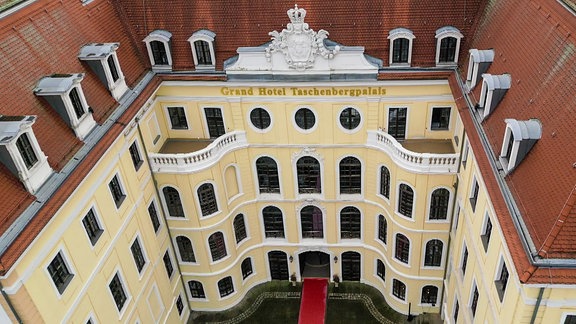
top-left (298, 251), bottom-right (330, 278)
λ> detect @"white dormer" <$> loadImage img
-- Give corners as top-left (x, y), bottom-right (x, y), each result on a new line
top-left (34, 73), bottom-right (97, 141)
top-left (478, 73), bottom-right (511, 120)
top-left (143, 30), bottom-right (173, 71)
top-left (188, 29), bottom-right (216, 70)
top-left (466, 49), bottom-right (495, 89)
top-left (78, 43), bottom-right (129, 100)
top-left (388, 28), bottom-right (415, 67)
top-left (0, 116), bottom-right (53, 194)
top-left (435, 26), bottom-right (463, 66)
top-left (500, 119), bottom-right (542, 173)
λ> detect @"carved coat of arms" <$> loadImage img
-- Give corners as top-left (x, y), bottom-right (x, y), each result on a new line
top-left (266, 5), bottom-right (340, 70)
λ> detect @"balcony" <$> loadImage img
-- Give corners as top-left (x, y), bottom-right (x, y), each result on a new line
top-left (367, 130), bottom-right (459, 174)
top-left (148, 131), bottom-right (248, 173)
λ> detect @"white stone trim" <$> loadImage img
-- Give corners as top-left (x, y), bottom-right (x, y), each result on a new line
top-left (387, 28), bottom-right (415, 67)
top-left (188, 29), bottom-right (216, 70)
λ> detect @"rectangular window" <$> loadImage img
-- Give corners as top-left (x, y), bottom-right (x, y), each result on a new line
top-left (461, 245), bottom-right (468, 275)
top-left (431, 107), bottom-right (451, 130)
top-left (565, 315), bottom-right (576, 324)
top-left (130, 238), bottom-right (147, 273)
top-left (204, 107), bottom-right (225, 138)
top-left (470, 179), bottom-right (479, 212)
top-left (392, 279), bottom-right (406, 300)
top-left (129, 142), bottom-right (143, 170)
top-left (47, 252), bottom-right (74, 294)
top-left (471, 286), bottom-right (479, 317)
top-left (69, 87), bottom-right (86, 119)
top-left (163, 250), bottom-right (174, 278)
top-left (16, 133), bottom-right (38, 169)
top-left (454, 300), bottom-right (459, 322)
top-left (388, 107), bottom-right (407, 140)
top-left (108, 175), bottom-right (126, 208)
top-left (167, 106), bottom-right (188, 130)
top-left (462, 139), bottom-right (469, 168)
top-left (176, 295), bottom-right (184, 315)
top-left (495, 261), bottom-right (509, 302)
top-left (148, 202), bottom-right (161, 233)
top-left (109, 273), bottom-right (128, 311)
top-left (481, 216), bottom-right (493, 252)
top-left (107, 55), bottom-right (120, 82)
top-left (194, 40), bottom-right (212, 65)
top-left (82, 209), bottom-right (103, 246)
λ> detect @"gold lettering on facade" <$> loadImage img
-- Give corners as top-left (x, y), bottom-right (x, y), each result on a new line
top-left (220, 87), bottom-right (386, 97)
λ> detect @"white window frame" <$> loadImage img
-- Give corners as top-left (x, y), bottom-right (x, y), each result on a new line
top-left (336, 105), bottom-right (363, 134)
top-left (429, 106), bottom-right (453, 131)
top-left (159, 184), bottom-right (187, 219)
top-left (375, 212), bottom-right (389, 250)
top-left (241, 257), bottom-right (256, 282)
top-left (164, 105), bottom-right (189, 130)
top-left (421, 238), bottom-right (446, 269)
top-left (0, 118), bottom-right (53, 194)
top-left (248, 106), bottom-right (274, 133)
top-left (107, 269), bottom-right (131, 318)
top-left (396, 181), bottom-right (417, 221)
top-left (44, 247), bottom-right (75, 298)
top-left (336, 154), bottom-right (364, 199)
top-left (143, 30), bottom-right (173, 71)
top-left (202, 106), bottom-right (226, 138)
top-left (478, 74), bottom-right (512, 120)
top-left (337, 205), bottom-right (363, 242)
top-left (108, 172), bottom-right (127, 209)
top-left (253, 154), bottom-right (283, 199)
top-left (435, 26), bottom-right (463, 66)
top-left (391, 278), bottom-right (408, 304)
top-left (78, 43), bottom-right (129, 100)
top-left (426, 186), bottom-right (453, 223)
top-left (81, 205), bottom-right (106, 248)
top-left (195, 181), bottom-right (221, 219)
top-left (188, 29), bottom-right (216, 70)
top-left (233, 213), bottom-right (251, 247)
top-left (387, 28), bottom-right (415, 66)
top-left (392, 231), bottom-right (412, 267)
top-left (260, 205), bottom-right (286, 241)
top-left (129, 233), bottom-right (149, 278)
top-left (217, 276), bottom-right (237, 301)
top-left (206, 230), bottom-right (230, 265)
top-left (292, 105), bottom-right (319, 134)
top-left (466, 49), bottom-right (495, 89)
top-left (292, 150), bottom-right (325, 199)
top-left (296, 203), bottom-right (327, 242)
top-left (174, 235), bottom-right (198, 264)
top-left (386, 105), bottom-right (409, 140)
top-left (377, 164), bottom-right (392, 204)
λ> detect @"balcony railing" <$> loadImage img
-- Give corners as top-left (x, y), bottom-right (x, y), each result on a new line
top-left (367, 130), bottom-right (459, 174)
top-left (148, 131), bottom-right (248, 173)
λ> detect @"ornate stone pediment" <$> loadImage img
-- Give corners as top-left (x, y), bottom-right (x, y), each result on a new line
top-left (265, 5), bottom-right (340, 70)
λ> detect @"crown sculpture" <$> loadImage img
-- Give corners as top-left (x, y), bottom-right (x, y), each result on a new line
top-left (266, 4), bottom-right (340, 70)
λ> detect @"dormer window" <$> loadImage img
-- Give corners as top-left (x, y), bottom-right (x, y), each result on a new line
top-left (188, 30), bottom-right (216, 70)
top-left (143, 30), bottom-right (173, 71)
top-left (78, 43), bottom-right (129, 100)
top-left (34, 73), bottom-right (97, 141)
top-left (435, 26), bottom-right (463, 65)
top-left (478, 74), bottom-right (511, 120)
top-left (0, 115), bottom-right (53, 193)
top-left (466, 49), bottom-right (494, 89)
top-left (388, 28), bottom-right (415, 66)
top-left (500, 119), bottom-right (542, 173)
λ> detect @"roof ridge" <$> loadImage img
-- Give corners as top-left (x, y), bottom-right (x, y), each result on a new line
top-left (537, 185), bottom-right (576, 258)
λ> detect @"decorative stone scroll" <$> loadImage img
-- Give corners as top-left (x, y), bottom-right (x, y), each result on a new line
top-left (266, 4), bottom-right (340, 70)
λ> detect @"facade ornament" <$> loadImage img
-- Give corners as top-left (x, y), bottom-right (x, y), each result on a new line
top-left (266, 4), bottom-right (340, 70)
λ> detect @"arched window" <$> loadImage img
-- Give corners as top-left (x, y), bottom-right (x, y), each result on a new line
top-left (439, 37), bottom-right (458, 62)
top-left (150, 40), bottom-right (169, 65)
top-left (398, 184), bottom-right (414, 218)
top-left (429, 188), bottom-right (450, 220)
top-left (208, 232), bottom-right (227, 262)
top-left (241, 258), bottom-right (253, 279)
top-left (392, 279), bottom-right (406, 300)
top-left (263, 206), bottom-right (284, 238)
top-left (421, 285), bottom-right (439, 304)
top-left (435, 26), bottom-right (463, 65)
top-left (339, 156), bottom-right (361, 194)
top-left (395, 233), bottom-right (410, 264)
top-left (256, 157), bottom-right (280, 194)
top-left (297, 156), bottom-right (321, 194)
top-left (392, 38), bottom-right (410, 63)
top-left (233, 214), bottom-right (247, 244)
top-left (163, 186), bottom-right (184, 217)
top-left (188, 29), bottom-right (216, 70)
top-left (194, 40), bottom-right (212, 65)
top-left (176, 236), bottom-right (195, 263)
top-left (380, 166), bottom-right (390, 199)
top-left (378, 214), bottom-right (387, 244)
top-left (424, 239), bottom-right (443, 267)
top-left (388, 28), bottom-right (415, 66)
top-left (143, 30), bottom-right (172, 71)
top-left (188, 280), bottom-right (205, 298)
top-left (377, 259), bottom-right (385, 281)
top-left (340, 207), bottom-right (361, 239)
top-left (300, 205), bottom-right (323, 239)
top-left (341, 251), bottom-right (361, 281)
top-left (197, 183), bottom-right (218, 216)
top-left (217, 276), bottom-right (234, 298)
top-left (268, 251), bottom-right (289, 280)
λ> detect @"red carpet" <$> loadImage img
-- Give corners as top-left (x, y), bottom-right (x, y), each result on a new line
top-left (298, 278), bottom-right (328, 324)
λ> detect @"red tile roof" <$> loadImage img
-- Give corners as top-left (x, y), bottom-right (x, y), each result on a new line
top-left (463, 0), bottom-right (576, 263)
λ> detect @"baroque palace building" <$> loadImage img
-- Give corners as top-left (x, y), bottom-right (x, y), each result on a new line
top-left (0, 0), bottom-right (574, 323)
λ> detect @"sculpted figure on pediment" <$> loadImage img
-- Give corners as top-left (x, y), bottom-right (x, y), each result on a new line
top-left (266, 5), bottom-right (340, 70)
